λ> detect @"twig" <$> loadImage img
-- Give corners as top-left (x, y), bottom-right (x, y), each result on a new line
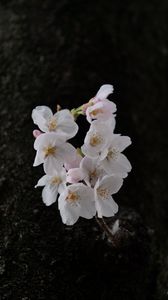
top-left (95, 215), bottom-right (116, 247)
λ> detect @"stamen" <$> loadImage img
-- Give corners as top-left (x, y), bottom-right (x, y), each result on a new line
top-left (90, 134), bottom-right (102, 147)
top-left (51, 176), bottom-right (62, 185)
top-left (48, 118), bottom-right (57, 131)
top-left (43, 145), bottom-right (56, 157)
top-left (107, 148), bottom-right (119, 160)
top-left (90, 108), bottom-right (103, 116)
top-left (89, 169), bottom-right (97, 180)
top-left (66, 191), bottom-right (79, 203)
top-left (97, 187), bottom-right (109, 200)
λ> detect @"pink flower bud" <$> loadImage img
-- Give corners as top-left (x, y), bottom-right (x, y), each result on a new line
top-left (33, 129), bottom-right (42, 138)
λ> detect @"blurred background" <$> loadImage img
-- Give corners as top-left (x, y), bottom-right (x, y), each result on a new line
top-left (0, 0), bottom-right (168, 299)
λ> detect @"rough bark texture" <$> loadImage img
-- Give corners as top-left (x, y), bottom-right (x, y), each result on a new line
top-left (0, 1), bottom-right (168, 299)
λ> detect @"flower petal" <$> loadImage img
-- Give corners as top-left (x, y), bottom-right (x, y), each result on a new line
top-left (117, 153), bottom-right (132, 172)
top-left (57, 143), bottom-right (76, 164)
top-left (54, 109), bottom-right (79, 139)
top-left (58, 191), bottom-right (80, 225)
top-left (67, 168), bottom-right (84, 183)
top-left (96, 195), bottom-right (118, 218)
top-left (32, 106), bottom-right (53, 132)
top-left (42, 185), bottom-right (58, 206)
top-left (34, 132), bottom-right (64, 150)
top-left (98, 175), bottom-right (123, 196)
top-left (44, 156), bottom-right (63, 174)
top-left (112, 135), bottom-right (132, 152)
top-left (35, 175), bottom-right (50, 188)
top-left (96, 84), bottom-right (114, 100)
top-left (33, 150), bottom-right (44, 166)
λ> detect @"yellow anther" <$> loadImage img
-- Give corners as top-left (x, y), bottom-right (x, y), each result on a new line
top-left (48, 119), bottom-right (57, 131)
top-left (51, 176), bottom-right (62, 185)
top-left (66, 191), bottom-right (79, 203)
top-left (43, 145), bottom-right (56, 157)
top-left (89, 134), bottom-right (102, 147)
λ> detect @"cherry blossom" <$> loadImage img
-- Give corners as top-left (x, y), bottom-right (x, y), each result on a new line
top-left (32, 84), bottom-right (132, 229)
top-left (81, 119), bottom-right (115, 160)
top-left (33, 132), bottom-right (76, 173)
top-left (101, 135), bottom-right (132, 178)
top-left (35, 167), bottom-right (67, 206)
top-left (58, 183), bottom-right (96, 225)
top-left (32, 106), bottom-right (78, 140)
top-left (80, 157), bottom-right (105, 187)
top-left (94, 175), bottom-right (123, 218)
top-left (84, 85), bottom-right (116, 123)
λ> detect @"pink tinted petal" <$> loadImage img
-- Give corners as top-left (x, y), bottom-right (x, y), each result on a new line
top-left (96, 84), bottom-right (114, 100)
top-left (33, 129), bottom-right (42, 138)
top-left (64, 152), bottom-right (82, 170)
top-left (67, 168), bottom-right (84, 183)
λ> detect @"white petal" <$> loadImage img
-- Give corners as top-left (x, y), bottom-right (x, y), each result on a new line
top-left (81, 144), bottom-right (99, 159)
top-left (58, 182), bottom-right (67, 194)
top-left (67, 168), bottom-right (84, 183)
top-left (57, 143), bottom-right (76, 164)
top-left (96, 195), bottom-right (118, 218)
top-left (101, 153), bottom-right (131, 178)
top-left (80, 157), bottom-right (98, 173)
top-left (117, 153), bottom-right (132, 172)
top-left (35, 175), bottom-right (50, 188)
top-left (112, 135), bottom-right (132, 152)
top-left (33, 150), bottom-right (44, 166)
top-left (54, 109), bottom-right (78, 139)
top-left (42, 185), bottom-right (58, 206)
top-left (44, 156), bottom-right (63, 174)
top-left (58, 192), bottom-right (80, 225)
top-left (98, 175), bottom-right (123, 195)
top-left (77, 186), bottom-right (96, 218)
top-left (96, 84), bottom-right (114, 100)
top-left (34, 132), bottom-right (64, 151)
top-left (32, 106), bottom-right (53, 132)
top-left (101, 158), bottom-right (128, 178)
top-left (54, 109), bottom-right (73, 123)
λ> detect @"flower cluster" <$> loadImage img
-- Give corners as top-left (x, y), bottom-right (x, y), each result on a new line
top-left (32, 85), bottom-right (132, 225)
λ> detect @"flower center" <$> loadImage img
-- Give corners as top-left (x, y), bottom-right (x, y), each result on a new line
top-left (107, 148), bottom-right (119, 160)
top-left (51, 176), bottom-right (62, 185)
top-left (66, 191), bottom-right (79, 203)
top-left (89, 134), bottom-right (102, 147)
top-left (89, 169), bottom-right (97, 179)
top-left (90, 108), bottom-right (103, 116)
top-left (48, 118), bottom-right (57, 131)
top-left (97, 187), bottom-right (109, 200)
top-left (43, 145), bottom-right (56, 157)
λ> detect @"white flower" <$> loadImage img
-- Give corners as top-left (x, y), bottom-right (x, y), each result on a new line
top-left (32, 106), bottom-right (78, 140)
top-left (33, 132), bottom-right (76, 173)
top-left (94, 175), bottom-right (123, 218)
top-left (58, 183), bottom-right (96, 225)
top-left (80, 157), bottom-right (105, 187)
top-left (35, 167), bottom-right (67, 206)
top-left (101, 135), bottom-right (132, 178)
top-left (84, 85), bottom-right (116, 123)
top-left (81, 119), bottom-right (115, 160)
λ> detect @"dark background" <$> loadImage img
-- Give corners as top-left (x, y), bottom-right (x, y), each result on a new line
top-left (0, 0), bottom-right (168, 299)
